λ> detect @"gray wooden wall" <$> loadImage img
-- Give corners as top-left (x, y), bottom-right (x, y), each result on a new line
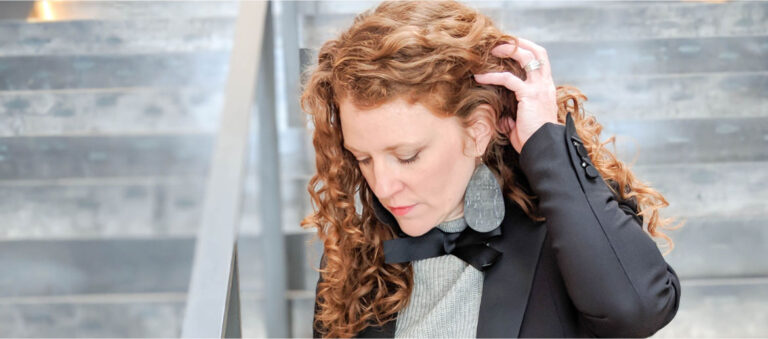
top-left (0, 1), bottom-right (765, 337)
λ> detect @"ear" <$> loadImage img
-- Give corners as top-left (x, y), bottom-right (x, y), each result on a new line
top-left (466, 104), bottom-right (495, 156)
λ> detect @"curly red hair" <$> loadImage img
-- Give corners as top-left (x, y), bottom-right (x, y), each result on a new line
top-left (299, 1), bottom-right (683, 337)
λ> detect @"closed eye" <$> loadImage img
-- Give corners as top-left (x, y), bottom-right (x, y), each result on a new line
top-left (355, 152), bottom-right (420, 166)
top-left (399, 152), bottom-right (420, 165)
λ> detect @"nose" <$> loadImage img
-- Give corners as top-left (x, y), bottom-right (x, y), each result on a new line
top-left (370, 158), bottom-right (403, 203)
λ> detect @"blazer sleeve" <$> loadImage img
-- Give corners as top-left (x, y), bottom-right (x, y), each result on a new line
top-left (517, 113), bottom-right (681, 337)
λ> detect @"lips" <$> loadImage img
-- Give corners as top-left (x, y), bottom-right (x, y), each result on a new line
top-left (388, 204), bottom-right (416, 216)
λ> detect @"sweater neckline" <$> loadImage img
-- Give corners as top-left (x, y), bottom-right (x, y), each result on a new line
top-left (436, 216), bottom-right (468, 233)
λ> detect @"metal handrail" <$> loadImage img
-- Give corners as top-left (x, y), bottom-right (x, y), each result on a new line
top-left (181, 1), bottom-right (270, 337)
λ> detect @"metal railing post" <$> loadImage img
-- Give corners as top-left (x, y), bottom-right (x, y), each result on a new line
top-left (258, 2), bottom-right (290, 336)
top-left (181, 1), bottom-right (269, 337)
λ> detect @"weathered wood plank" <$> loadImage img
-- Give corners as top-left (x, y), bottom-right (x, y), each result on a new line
top-left (0, 52), bottom-right (229, 91)
top-left (0, 238), bottom-right (194, 298)
top-left (661, 216), bottom-right (768, 279)
top-left (0, 301), bottom-right (185, 337)
top-left (499, 2), bottom-right (768, 42)
top-left (0, 89), bottom-right (223, 136)
top-left (0, 135), bottom-right (213, 180)
top-left (548, 36), bottom-right (768, 81)
top-left (0, 18), bottom-right (234, 56)
top-left (632, 161), bottom-right (768, 220)
top-left (0, 179), bottom-right (205, 239)
top-left (601, 117), bottom-right (768, 165)
top-left (575, 72), bottom-right (768, 120)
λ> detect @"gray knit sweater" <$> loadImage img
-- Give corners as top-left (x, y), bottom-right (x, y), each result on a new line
top-left (394, 216), bottom-right (484, 338)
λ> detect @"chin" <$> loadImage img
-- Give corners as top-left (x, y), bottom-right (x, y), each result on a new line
top-left (397, 220), bottom-right (434, 237)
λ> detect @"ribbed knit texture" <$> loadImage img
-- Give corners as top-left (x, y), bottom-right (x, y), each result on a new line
top-left (394, 216), bottom-right (484, 338)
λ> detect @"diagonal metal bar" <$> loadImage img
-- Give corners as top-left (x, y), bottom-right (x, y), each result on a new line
top-left (257, 2), bottom-right (290, 336)
top-left (181, 1), bottom-right (268, 337)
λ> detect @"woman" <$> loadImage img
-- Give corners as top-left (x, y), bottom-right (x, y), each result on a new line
top-left (300, 1), bottom-right (682, 337)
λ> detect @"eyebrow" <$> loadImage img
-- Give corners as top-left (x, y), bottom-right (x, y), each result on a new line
top-left (343, 142), bottom-right (421, 153)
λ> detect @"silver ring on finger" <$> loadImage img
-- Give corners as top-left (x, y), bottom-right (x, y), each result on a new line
top-left (524, 59), bottom-right (544, 73)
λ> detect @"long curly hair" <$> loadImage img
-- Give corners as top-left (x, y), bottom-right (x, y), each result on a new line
top-left (299, 1), bottom-right (683, 337)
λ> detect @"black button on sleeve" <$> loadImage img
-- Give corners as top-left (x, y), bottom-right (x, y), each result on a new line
top-left (585, 165), bottom-right (599, 179)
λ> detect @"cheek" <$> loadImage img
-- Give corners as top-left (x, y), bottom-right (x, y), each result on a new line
top-left (412, 144), bottom-right (473, 203)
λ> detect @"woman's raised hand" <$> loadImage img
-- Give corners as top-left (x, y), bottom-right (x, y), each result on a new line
top-left (473, 37), bottom-right (560, 154)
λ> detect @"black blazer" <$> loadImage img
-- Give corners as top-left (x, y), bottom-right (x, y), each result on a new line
top-left (313, 113), bottom-right (681, 337)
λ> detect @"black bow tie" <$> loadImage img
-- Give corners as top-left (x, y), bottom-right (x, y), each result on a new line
top-left (382, 226), bottom-right (503, 271)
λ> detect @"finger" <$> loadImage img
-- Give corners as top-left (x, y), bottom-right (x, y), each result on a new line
top-left (490, 43), bottom-right (536, 70)
top-left (501, 117), bottom-right (521, 152)
top-left (489, 43), bottom-right (542, 82)
top-left (473, 72), bottom-right (528, 95)
top-left (514, 37), bottom-right (552, 78)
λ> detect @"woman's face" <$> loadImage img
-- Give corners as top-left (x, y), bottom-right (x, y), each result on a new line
top-left (340, 96), bottom-right (488, 237)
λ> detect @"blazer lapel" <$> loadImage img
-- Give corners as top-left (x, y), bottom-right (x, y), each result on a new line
top-left (476, 195), bottom-right (548, 337)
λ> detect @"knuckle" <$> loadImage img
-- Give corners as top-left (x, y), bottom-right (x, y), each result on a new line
top-left (499, 44), bottom-right (516, 56)
top-left (522, 50), bottom-right (535, 59)
top-left (488, 73), bottom-right (506, 82)
top-left (491, 73), bottom-right (507, 83)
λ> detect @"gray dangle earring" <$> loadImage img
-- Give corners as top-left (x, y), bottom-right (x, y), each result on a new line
top-left (463, 162), bottom-right (505, 233)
